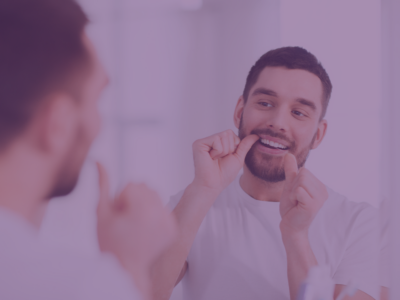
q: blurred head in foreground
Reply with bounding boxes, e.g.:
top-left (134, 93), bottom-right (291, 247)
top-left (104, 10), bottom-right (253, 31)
top-left (0, 0), bottom-right (108, 199)
top-left (0, 2), bottom-right (177, 298)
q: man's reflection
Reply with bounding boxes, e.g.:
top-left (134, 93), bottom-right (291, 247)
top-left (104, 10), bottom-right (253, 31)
top-left (151, 47), bottom-right (379, 300)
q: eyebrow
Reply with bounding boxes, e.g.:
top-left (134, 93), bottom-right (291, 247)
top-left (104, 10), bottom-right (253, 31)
top-left (252, 87), bottom-right (317, 111)
top-left (251, 88), bottom-right (278, 97)
top-left (296, 98), bottom-right (316, 111)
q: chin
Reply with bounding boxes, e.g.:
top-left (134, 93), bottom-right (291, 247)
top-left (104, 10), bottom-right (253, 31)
top-left (48, 166), bottom-right (82, 199)
top-left (54, 178), bottom-right (80, 198)
top-left (245, 152), bottom-right (286, 183)
top-left (48, 126), bottom-right (92, 199)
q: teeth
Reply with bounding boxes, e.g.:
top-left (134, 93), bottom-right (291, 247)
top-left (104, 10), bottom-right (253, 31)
top-left (260, 138), bottom-right (287, 150)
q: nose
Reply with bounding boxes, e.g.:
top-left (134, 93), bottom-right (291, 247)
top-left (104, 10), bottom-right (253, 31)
top-left (266, 106), bottom-right (289, 132)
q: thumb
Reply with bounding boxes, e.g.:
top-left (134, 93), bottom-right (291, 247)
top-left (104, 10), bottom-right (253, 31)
top-left (234, 134), bottom-right (259, 162)
top-left (96, 162), bottom-right (111, 216)
top-left (283, 153), bottom-right (298, 184)
top-left (280, 154), bottom-right (299, 217)
top-left (113, 183), bottom-right (136, 212)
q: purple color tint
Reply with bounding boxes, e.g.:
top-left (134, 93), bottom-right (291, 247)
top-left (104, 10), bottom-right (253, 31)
top-left (39, 1), bottom-right (389, 299)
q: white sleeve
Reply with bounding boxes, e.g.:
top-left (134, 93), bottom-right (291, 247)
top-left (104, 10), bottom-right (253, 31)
top-left (332, 205), bottom-right (380, 299)
top-left (78, 253), bottom-right (143, 300)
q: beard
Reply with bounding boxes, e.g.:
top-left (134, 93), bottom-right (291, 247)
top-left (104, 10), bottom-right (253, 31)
top-left (238, 117), bottom-right (316, 183)
top-left (47, 125), bottom-right (90, 199)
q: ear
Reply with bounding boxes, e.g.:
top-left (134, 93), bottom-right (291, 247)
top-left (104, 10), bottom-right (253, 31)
top-left (233, 96), bottom-right (245, 129)
top-left (311, 119), bottom-right (328, 149)
top-left (38, 94), bottom-right (78, 154)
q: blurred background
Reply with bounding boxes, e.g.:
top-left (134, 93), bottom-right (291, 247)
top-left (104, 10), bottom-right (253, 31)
top-left (40, 0), bottom-right (385, 299)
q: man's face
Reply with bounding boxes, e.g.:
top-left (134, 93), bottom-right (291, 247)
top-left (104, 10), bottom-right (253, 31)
top-left (50, 35), bottom-right (108, 198)
top-left (235, 67), bottom-right (327, 182)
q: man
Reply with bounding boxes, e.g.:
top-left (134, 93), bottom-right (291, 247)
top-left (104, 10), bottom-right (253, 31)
top-left (151, 47), bottom-right (379, 300)
top-left (0, 0), bottom-right (176, 299)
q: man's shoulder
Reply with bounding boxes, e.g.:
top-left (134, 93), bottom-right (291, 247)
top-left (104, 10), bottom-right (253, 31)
top-left (0, 240), bottom-right (141, 300)
top-left (316, 186), bottom-right (378, 227)
top-left (325, 186), bottom-right (377, 212)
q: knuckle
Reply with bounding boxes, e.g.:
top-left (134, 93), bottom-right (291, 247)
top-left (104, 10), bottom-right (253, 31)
top-left (216, 135), bottom-right (223, 144)
top-left (297, 172), bottom-right (307, 182)
top-left (124, 183), bottom-right (136, 194)
top-left (135, 182), bottom-right (149, 193)
top-left (298, 168), bottom-right (307, 176)
top-left (151, 192), bottom-right (162, 203)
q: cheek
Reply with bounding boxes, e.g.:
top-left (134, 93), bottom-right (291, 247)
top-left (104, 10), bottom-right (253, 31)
top-left (90, 109), bottom-right (101, 139)
top-left (82, 104), bottom-right (101, 141)
top-left (293, 124), bottom-right (318, 148)
top-left (241, 108), bottom-right (262, 130)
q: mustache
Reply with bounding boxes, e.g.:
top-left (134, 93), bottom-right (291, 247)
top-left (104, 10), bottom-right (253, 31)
top-left (249, 128), bottom-right (295, 149)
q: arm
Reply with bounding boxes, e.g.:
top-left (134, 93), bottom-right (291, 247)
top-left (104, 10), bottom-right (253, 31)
top-left (282, 235), bottom-right (375, 300)
top-left (280, 155), bottom-right (376, 300)
top-left (281, 230), bottom-right (318, 300)
top-left (279, 154), bottom-right (327, 300)
top-left (150, 183), bottom-right (220, 300)
top-left (150, 130), bottom-right (259, 300)
top-left (96, 163), bottom-right (178, 300)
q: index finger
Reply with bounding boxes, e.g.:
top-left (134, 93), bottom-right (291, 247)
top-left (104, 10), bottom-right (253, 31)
top-left (96, 162), bottom-right (110, 215)
top-left (234, 134), bottom-right (259, 162)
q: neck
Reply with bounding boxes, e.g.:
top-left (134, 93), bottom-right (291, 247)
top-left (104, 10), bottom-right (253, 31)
top-left (0, 144), bottom-right (51, 229)
top-left (239, 165), bottom-right (286, 202)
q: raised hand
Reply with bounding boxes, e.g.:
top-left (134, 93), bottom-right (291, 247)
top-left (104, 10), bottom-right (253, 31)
top-left (96, 162), bottom-right (177, 299)
top-left (192, 130), bottom-right (259, 192)
top-left (279, 153), bottom-right (328, 235)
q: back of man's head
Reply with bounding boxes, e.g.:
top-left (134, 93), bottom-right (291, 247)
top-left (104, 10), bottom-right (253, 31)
top-left (0, 0), bottom-right (89, 151)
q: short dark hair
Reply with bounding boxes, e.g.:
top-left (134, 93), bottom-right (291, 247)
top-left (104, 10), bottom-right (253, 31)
top-left (0, 0), bottom-right (89, 149)
top-left (242, 46), bottom-right (332, 119)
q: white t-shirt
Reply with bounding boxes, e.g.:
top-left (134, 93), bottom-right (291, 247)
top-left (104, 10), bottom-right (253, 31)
top-left (0, 208), bottom-right (142, 300)
top-left (168, 175), bottom-right (380, 300)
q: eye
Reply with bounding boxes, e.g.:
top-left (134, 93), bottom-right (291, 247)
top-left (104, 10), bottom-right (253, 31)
top-left (259, 101), bottom-right (272, 107)
top-left (292, 110), bottom-right (306, 117)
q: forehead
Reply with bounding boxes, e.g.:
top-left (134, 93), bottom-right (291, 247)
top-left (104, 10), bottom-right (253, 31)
top-left (250, 67), bottom-right (324, 106)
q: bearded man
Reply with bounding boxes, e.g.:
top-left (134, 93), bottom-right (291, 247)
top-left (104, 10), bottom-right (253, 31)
top-left (150, 47), bottom-right (379, 300)
top-left (0, 0), bottom-right (177, 299)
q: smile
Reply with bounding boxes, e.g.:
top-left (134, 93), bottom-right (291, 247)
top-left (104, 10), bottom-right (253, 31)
top-left (260, 138), bottom-right (289, 150)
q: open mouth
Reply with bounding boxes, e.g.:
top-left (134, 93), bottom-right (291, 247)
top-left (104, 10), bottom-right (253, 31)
top-left (259, 138), bottom-right (289, 150)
